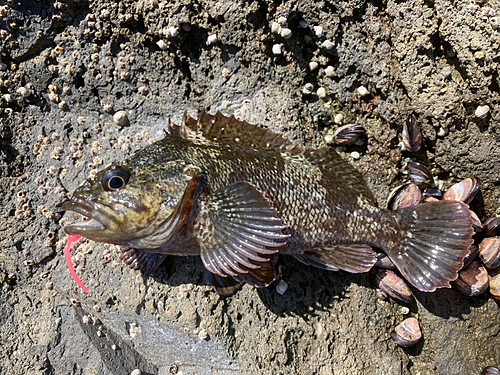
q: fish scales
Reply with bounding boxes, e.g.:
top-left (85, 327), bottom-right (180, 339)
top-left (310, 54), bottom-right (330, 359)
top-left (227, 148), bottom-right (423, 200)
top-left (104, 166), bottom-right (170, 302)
top-left (63, 110), bottom-right (474, 296)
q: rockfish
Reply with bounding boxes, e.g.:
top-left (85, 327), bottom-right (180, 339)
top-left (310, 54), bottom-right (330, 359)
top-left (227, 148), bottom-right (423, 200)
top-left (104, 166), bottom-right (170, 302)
top-left (63, 110), bottom-right (473, 296)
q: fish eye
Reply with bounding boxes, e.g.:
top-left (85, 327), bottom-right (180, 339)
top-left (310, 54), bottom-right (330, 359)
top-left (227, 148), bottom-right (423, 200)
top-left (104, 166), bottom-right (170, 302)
top-left (102, 167), bottom-right (130, 191)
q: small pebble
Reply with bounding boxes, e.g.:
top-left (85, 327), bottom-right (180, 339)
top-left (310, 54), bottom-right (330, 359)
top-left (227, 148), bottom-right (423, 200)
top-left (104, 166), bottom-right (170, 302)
top-left (322, 39), bottom-right (334, 50)
top-left (280, 27), bottom-right (292, 39)
top-left (17, 87), bottom-right (30, 97)
top-left (334, 113), bottom-right (344, 124)
top-left (357, 86), bottom-right (369, 97)
top-left (277, 16), bottom-right (287, 26)
top-left (156, 40), bottom-right (167, 50)
top-left (3, 93), bottom-right (13, 103)
top-left (58, 101), bottom-right (67, 109)
top-left (316, 87), bottom-right (327, 99)
top-left (198, 329), bottom-right (208, 340)
top-left (474, 51), bottom-right (485, 60)
top-left (298, 20), bottom-right (308, 28)
top-left (313, 25), bottom-right (324, 37)
top-left (168, 27), bottom-right (178, 37)
top-left (475, 105), bottom-right (490, 119)
top-left (130, 370), bottom-right (141, 375)
top-left (272, 44), bottom-right (282, 55)
top-left (276, 280), bottom-right (288, 295)
top-left (0, 62), bottom-right (7, 71)
top-left (441, 67), bottom-right (452, 79)
top-left (207, 34), bottom-right (218, 45)
top-left (324, 66), bottom-right (334, 77)
top-left (491, 17), bottom-right (499, 29)
top-left (309, 61), bottom-right (319, 71)
top-left (324, 133), bottom-right (334, 144)
top-left (113, 110), bottom-right (128, 126)
top-left (271, 21), bottom-right (281, 34)
top-left (401, 306), bottom-right (410, 314)
top-left (302, 83), bottom-right (314, 94)
top-left (437, 126), bottom-right (449, 136)
top-left (351, 151), bottom-right (360, 159)
top-left (304, 35), bottom-right (313, 43)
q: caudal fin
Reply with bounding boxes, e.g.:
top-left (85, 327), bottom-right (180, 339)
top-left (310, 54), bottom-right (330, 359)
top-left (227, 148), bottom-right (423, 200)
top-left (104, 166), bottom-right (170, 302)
top-left (387, 201), bottom-right (473, 292)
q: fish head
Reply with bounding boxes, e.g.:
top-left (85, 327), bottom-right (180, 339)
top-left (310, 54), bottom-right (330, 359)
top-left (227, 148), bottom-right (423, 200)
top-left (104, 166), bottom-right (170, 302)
top-left (63, 160), bottom-right (197, 246)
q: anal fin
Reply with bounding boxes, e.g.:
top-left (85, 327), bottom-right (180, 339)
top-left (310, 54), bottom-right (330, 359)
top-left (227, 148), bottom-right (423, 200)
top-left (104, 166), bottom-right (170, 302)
top-left (204, 269), bottom-right (244, 297)
top-left (294, 244), bottom-right (377, 273)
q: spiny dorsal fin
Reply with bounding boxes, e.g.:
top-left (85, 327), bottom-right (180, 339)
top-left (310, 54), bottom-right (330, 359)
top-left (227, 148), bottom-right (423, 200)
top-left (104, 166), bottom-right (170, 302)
top-left (173, 110), bottom-right (374, 202)
top-left (177, 109), bottom-right (303, 155)
top-left (304, 147), bottom-right (377, 204)
top-left (167, 118), bottom-right (187, 138)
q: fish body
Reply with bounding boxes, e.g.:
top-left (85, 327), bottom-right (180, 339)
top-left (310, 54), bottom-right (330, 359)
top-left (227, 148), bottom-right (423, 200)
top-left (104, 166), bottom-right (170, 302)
top-left (64, 110), bottom-right (473, 295)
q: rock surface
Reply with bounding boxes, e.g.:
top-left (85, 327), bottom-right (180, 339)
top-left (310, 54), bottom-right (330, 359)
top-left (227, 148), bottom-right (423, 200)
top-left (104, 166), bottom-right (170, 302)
top-left (1, 0), bottom-right (499, 374)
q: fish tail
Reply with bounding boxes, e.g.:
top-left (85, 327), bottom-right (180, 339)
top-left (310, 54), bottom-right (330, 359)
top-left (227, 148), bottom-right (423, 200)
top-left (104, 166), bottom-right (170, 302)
top-left (385, 201), bottom-right (473, 292)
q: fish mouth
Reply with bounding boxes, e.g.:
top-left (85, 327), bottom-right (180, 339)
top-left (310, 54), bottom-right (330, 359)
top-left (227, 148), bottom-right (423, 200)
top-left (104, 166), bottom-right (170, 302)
top-left (62, 197), bottom-right (115, 236)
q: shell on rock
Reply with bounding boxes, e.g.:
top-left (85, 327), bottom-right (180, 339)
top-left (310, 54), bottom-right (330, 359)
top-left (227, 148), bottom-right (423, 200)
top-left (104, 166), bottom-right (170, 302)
top-left (402, 113), bottom-right (422, 152)
top-left (453, 260), bottom-right (489, 297)
top-left (113, 110), bottom-right (128, 126)
top-left (374, 253), bottom-right (396, 270)
top-left (391, 317), bottom-right (422, 347)
top-left (333, 124), bottom-right (366, 145)
top-left (423, 187), bottom-right (442, 199)
top-left (484, 217), bottom-right (500, 237)
top-left (373, 268), bottom-right (414, 303)
top-left (479, 237), bottom-right (500, 269)
top-left (462, 244), bottom-right (478, 269)
top-left (424, 196), bottom-right (440, 203)
top-left (407, 162), bottom-right (435, 189)
top-left (483, 367), bottom-right (500, 375)
top-left (470, 210), bottom-right (483, 233)
top-left (488, 267), bottom-right (500, 302)
top-left (443, 177), bottom-right (480, 204)
top-left (386, 182), bottom-right (423, 210)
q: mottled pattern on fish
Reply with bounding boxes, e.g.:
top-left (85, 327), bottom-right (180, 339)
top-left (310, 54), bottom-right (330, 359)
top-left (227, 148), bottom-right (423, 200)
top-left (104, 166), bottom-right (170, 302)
top-left (64, 110), bottom-right (473, 296)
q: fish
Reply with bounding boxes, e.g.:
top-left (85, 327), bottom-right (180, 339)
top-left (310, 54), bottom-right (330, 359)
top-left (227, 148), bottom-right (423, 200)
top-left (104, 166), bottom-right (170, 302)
top-left (63, 109), bottom-right (474, 296)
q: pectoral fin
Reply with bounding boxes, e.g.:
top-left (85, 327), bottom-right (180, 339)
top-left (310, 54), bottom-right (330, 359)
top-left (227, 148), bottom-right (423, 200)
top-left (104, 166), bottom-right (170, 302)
top-left (198, 181), bottom-right (289, 288)
top-left (294, 244), bottom-right (377, 273)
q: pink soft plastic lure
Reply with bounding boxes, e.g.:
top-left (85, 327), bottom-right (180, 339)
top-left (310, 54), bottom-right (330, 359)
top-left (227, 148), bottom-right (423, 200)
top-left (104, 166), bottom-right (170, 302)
top-left (64, 235), bottom-right (88, 293)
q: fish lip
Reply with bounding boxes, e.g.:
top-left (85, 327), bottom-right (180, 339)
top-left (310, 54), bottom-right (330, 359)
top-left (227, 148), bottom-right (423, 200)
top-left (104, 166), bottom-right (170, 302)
top-left (62, 197), bottom-right (112, 235)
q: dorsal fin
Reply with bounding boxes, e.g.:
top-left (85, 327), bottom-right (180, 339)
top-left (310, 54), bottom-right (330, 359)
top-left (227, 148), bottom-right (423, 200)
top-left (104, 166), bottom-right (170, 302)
top-left (167, 117), bottom-right (186, 138)
top-left (304, 147), bottom-right (377, 204)
top-left (170, 109), bottom-right (375, 203)
top-left (176, 109), bottom-right (303, 155)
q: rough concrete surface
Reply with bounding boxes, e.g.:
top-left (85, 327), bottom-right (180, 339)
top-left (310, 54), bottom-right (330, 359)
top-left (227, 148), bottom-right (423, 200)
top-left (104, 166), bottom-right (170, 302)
top-left (1, 0), bottom-right (499, 374)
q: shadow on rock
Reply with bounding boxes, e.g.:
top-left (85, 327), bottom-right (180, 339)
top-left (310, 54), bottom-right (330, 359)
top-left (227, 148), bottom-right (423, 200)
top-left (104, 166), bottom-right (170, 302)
top-left (413, 287), bottom-right (490, 319)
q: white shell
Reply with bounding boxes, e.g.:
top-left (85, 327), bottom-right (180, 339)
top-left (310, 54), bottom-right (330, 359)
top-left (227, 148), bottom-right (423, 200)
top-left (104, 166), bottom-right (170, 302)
top-left (475, 105), bottom-right (490, 119)
top-left (280, 27), bottom-right (292, 39)
top-left (156, 40), bottom-right (167, 50)
top-left (313, 25), bottom-right (324, 37)
top-left (207, 34), bottom-right (218, 45)
top-left (357, 86), bottom-right (369, 96)
top-left (113, 110), bottom-right (128, 126)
